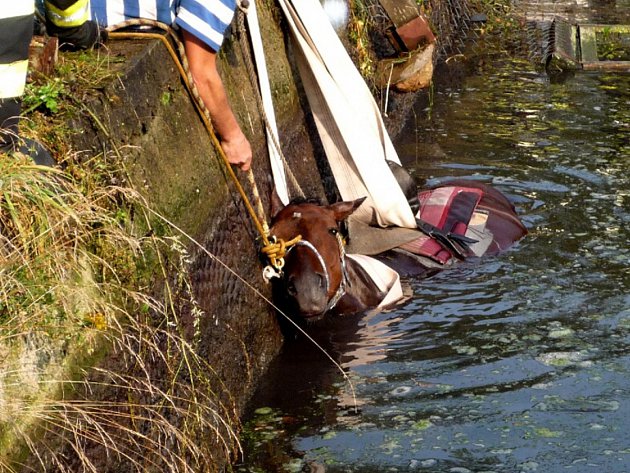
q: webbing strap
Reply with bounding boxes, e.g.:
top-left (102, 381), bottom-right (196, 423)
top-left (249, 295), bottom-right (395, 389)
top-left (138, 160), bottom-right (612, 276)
top-left (276, 0), bottom-right (416, 229)
top-left (346, 254), bottom-right (403, 308)
top-left (241, 0), bottom-right (289, 205)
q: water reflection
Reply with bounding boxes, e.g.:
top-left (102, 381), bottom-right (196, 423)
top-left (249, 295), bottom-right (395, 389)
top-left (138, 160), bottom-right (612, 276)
top-left (240, 31), bottom-right (629, 473)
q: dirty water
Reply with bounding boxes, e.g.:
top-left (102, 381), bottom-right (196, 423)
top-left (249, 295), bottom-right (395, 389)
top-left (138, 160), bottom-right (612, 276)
top-left (238, 16), bottom-right (629, 473)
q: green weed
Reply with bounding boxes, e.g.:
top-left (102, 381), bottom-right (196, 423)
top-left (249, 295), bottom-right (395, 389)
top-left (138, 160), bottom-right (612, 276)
top-left (22, 79), bottom-right (65, 115)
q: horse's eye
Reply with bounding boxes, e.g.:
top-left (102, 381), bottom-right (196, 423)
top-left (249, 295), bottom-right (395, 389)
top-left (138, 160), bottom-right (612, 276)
top-left (329, 228), bottom-right (338, 236)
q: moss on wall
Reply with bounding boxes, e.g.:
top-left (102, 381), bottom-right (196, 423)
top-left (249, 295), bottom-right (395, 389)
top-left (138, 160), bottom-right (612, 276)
top-left (2, 2), bottom-right (327, 470)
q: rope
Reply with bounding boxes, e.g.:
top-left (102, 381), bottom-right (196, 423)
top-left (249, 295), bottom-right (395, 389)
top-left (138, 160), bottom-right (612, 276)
top-left (106, 19), bottom-right (301, 269)
top-left (260, 234), bottom-right (302, 271)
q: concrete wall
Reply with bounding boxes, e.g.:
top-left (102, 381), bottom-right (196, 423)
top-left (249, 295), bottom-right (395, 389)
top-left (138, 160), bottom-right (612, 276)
top-left (70, 3), bottom-right (330, 462)
top-left (5, 3), bottom-right (334, 471)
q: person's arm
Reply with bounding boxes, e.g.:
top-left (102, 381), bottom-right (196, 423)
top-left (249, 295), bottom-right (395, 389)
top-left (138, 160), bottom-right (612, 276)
top-left (181, 29), bottom-right (252, 171)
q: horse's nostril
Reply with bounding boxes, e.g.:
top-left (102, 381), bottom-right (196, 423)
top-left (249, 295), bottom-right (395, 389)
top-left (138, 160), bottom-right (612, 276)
top-left (287, 276), bottom-right (297, 296)
top-left (317, 272), bottom-right (326, 289)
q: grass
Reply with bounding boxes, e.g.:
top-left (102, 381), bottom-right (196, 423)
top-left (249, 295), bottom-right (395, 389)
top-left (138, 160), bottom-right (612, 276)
top-left (348, 0), bottom-right (375, 78)
top-left (0, 48), bottom-right (241, 471)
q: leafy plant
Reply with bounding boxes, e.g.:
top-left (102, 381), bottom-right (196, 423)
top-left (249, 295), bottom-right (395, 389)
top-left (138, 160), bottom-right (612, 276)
top-left (22, 78), bottom-right (66, 114)
top-left (348, 0), bottom-right (375, 78)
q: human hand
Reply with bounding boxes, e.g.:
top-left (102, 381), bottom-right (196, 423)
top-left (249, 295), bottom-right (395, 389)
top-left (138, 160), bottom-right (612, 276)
top-left (180, 31), bottom-right (252, 172)
top-left (220, 131), bottom-right (252, 171)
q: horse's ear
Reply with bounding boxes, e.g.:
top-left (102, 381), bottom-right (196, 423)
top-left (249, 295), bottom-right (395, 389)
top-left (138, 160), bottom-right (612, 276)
top-left (270, 187), bottom-right (285, 218)
top-left (329, 196), bottom-right (367, 222)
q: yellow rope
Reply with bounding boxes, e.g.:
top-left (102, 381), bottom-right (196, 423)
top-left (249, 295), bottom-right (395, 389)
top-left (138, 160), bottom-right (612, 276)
top-left (106, 21), bottom-right (298, 269)
top-left (260, 234), bottom-right (302, 270)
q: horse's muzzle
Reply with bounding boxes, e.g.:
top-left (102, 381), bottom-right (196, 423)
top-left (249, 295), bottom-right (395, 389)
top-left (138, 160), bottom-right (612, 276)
top-left (285, 272), bottom-right (329, 318)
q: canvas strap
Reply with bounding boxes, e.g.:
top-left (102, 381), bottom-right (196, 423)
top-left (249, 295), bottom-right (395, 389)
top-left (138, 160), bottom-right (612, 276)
top-left (347, 254), bottom-right (404, 308)
top-left (242, 0), bottom-right (289, 204)
top-left (276, 0), bottom-right (417, 229)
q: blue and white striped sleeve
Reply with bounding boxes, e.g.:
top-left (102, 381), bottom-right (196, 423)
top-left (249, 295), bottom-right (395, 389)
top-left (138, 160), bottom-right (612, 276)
top-left (176, 0), bottom-right (237, 52)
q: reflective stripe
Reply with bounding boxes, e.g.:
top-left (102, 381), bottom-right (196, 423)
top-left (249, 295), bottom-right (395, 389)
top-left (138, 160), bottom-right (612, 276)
top-left (45, 0), bottom-right (90, 27)
top-left (0, 60), bottom-right (29, 99)
top-left (0, 3), bottom-right (34, 20)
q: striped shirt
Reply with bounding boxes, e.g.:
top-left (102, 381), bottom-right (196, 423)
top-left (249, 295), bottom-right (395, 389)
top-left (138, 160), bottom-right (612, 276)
top-left (90, 0), bottom-right (237, 52)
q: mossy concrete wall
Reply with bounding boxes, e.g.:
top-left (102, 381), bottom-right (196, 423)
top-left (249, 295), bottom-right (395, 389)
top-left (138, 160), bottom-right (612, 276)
top-left (5, 3), bottom-right (333, 471)
top-left (68, 0), bottom-right (328, 435)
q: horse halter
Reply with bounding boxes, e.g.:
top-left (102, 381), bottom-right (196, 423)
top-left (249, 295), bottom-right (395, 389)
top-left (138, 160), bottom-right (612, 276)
top-left (285, 231), bottom-right (349, 313)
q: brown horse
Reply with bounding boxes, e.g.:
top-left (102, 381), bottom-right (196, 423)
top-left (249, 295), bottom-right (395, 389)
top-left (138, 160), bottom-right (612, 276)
top-left (269, 180), bottom-right (527, 321)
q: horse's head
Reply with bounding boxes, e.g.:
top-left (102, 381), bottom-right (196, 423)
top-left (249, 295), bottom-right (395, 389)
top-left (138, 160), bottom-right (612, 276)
top-left (269, 194), bottom-right (366, 320)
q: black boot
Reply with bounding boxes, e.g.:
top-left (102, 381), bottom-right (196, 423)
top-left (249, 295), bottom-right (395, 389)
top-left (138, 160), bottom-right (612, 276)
top-left (1, 136), bottom-right (56, 167)
top-left (46, 19), bottom-right (106, 50)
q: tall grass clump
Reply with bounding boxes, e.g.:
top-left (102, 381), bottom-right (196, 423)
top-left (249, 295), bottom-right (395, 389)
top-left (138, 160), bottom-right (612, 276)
top-left (0, 148), bottom-right (240, 471)
top-left (348, 0), bottom-right (376, 78)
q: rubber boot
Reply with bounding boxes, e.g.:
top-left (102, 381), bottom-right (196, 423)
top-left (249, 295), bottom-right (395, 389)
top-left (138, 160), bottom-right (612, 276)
top-left (0, 135), bottom-right (56, 167)
top-left (46, 19), bottom-right (106, 50)
top-left (44, 0), bottom-right (106, 50)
